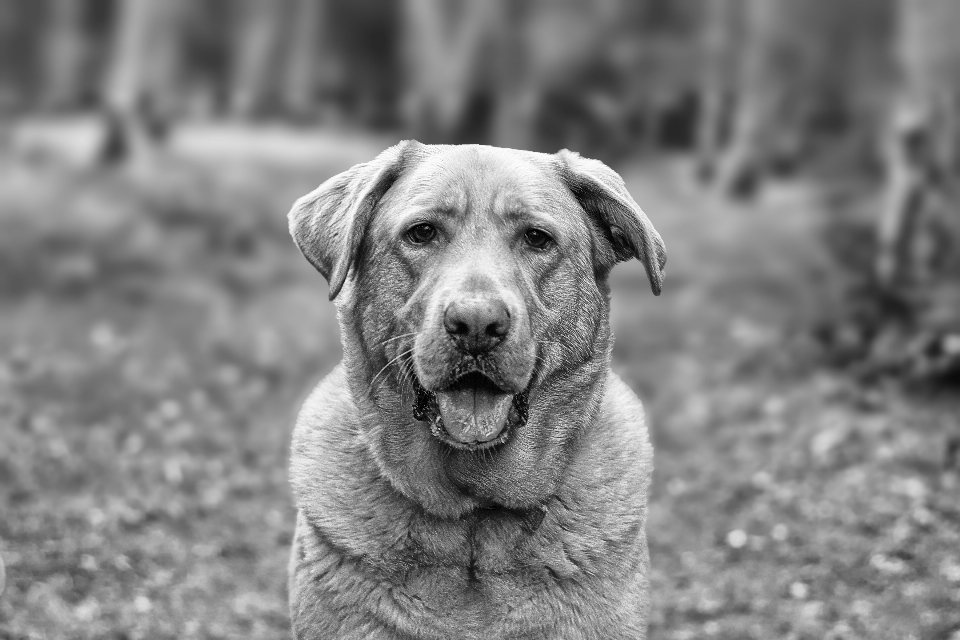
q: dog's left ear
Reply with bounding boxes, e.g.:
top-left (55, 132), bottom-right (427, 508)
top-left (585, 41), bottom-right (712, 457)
top-left (555, 149), bottom-right (667, 295)
top-left (289, 140), bottom-right (421, 300)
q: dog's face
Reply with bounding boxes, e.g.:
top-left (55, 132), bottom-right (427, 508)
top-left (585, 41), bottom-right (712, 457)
top-left (290, 142), bottom-right (665, 516)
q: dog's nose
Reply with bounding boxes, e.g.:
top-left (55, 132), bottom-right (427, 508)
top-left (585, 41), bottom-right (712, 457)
top-left (444, 298), bottom-right (511, 354)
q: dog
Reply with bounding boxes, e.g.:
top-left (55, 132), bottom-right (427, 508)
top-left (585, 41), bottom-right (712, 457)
top-left (287, 141), bottom-right (666, 639)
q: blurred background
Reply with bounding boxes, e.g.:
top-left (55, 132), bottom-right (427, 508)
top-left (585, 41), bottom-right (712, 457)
top-left (0, 0), bottom-right (959, 638)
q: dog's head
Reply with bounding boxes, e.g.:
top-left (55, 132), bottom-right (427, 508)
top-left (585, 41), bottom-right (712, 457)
top-left (290, 142), bottom-right (665, 516)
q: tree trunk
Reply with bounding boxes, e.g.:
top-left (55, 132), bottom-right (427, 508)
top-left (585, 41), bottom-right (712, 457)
top-left (401, 0), bottom-right (504, 142)
top-left (491, 0), bottom-right (621, 151)
top-left (713, 0), bottom-right (806, 196)
top-left (877, 0), bottom-right (960, 285)
top-left (40, 0), bottom-right (87, 111)
top-left (710, 0), bottom-right (893, 197)
top-left (230, 0), bottom-right (292, 117)
top-left (100, 0), bottom-right (185, 162)
top-left (0, 0), bottom-right (44, 112)
top-left (104, 0), bottom-right (183, 115)
top-left (695, 0), bottom-right (745, 181)
top-left (281, 0), bottom-right (324, 118)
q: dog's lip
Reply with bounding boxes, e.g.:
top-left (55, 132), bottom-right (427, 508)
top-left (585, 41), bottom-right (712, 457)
top-left (440, 371), bottom-right (508, 394)
top-left (413, 373), bottom-right (529, 452)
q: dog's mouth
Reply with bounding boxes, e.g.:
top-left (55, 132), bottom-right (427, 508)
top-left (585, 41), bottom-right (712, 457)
top-left (413, 371), bottom-right (528, 451)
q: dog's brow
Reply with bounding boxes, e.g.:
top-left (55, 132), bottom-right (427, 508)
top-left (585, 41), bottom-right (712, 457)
top-left (400, 188), bottom-right (461, 213)
top-left (502, 203), bottom-right (554, 224)
top-left (405, 198), bottom-right (466, 219)
top-left (503, 208), bottom-right (530, 223)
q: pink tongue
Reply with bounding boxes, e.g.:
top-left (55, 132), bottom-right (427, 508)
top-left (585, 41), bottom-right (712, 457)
top-left (436, 387), bottom-right (513, 444)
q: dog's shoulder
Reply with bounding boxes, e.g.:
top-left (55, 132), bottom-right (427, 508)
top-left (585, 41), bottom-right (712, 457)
top-left (289, 364), bottom-right (373, 520)
top-left (556, 372), bottom-right (653, 533)
top-left (290, 363), bottom-right (357, 469)
top-left (603, 372), bottom-right (654, 508)
top-left (584, 372), bottom-right (654, 479)
top-left (600, 372), bottom-right (654, 461)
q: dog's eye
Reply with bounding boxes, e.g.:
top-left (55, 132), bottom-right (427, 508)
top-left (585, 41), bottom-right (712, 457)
top-left (405, 223), bottom-right (437, 245)
top-left (523, 228), bottom-right (553, 250)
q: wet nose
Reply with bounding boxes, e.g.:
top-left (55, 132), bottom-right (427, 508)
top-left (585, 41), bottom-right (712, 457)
top-left (443, 297), bottom-right (511, 355)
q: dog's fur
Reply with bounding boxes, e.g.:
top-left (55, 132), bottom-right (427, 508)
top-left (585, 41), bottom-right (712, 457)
top-left (287, 142), bottom-right (666, 639)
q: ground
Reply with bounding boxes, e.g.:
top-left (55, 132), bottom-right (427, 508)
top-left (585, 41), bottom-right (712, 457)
top-left (0, 129), bottom-right (958, 639)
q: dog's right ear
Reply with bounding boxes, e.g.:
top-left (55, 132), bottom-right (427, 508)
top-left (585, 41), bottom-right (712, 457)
top-left (288, 140), bottom-right (421, 300)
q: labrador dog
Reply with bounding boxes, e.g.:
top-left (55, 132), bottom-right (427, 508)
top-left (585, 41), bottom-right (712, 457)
top-left (287, 141), bottom-right (666, 639)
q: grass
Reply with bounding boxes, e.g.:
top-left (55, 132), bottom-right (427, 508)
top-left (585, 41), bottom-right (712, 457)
top-left (0, 146), bottom-right (957, 639)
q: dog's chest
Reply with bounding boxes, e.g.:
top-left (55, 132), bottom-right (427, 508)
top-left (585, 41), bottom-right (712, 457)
top-left (381, 507), bottom-right (577, 601)
top-left (294, 502), bottom-right (636, 638)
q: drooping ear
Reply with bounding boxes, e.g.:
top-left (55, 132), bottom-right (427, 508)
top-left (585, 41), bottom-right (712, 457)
top-left (288, 140), bottom-right (421, 300)
top-left (555, 149), bottom-right (667, 295)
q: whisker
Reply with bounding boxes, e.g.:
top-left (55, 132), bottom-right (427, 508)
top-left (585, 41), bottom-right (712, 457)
top-left (533, 352), bottom-right (548, 370)
top-left (369, 348), bottom-right (414, 395)
top-left (397, 358), bottom-right (417, 399)
top-left (380, 332), bottom-right (418, 348)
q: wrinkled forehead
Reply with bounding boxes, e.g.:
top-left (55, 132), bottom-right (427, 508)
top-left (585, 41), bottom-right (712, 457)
top-left (384, 146), bottom-right (579, 222)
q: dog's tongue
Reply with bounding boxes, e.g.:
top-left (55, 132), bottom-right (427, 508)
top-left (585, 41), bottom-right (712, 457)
top-left (436, 386), bottom-right (513, 444)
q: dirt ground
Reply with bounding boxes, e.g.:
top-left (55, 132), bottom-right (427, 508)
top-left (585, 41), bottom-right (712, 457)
top-left (0, 131), bottom-right (958, 639)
